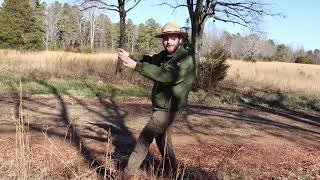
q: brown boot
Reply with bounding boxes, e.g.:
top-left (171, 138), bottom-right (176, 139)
top-left (120, 172), bottom-right (134, 180)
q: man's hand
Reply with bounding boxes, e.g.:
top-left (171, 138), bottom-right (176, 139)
top-left (117, 48), bottom-right (137, 69)
top-left (117, 48), bottom-right (129, 56)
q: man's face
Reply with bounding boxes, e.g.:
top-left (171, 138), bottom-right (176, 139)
top-left (162, 34), bottom-right (181, 54)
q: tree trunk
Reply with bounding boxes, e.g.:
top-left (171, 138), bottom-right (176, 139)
top-left (45, 33), bottom-right (49, 51)
top-left (90, 8), bottom-right (96, 52)
top-left (79, 18), bottom-right (83, 48)
top-left (191, 21), bottom-right (199, 79)
top-left (190, 14), bottom-right (205, 85)
top-left (131, 28), bottom-right (135, 52)
top-left (115, 0), bottom-right (126, 74)
top-left (111, 25), bottom-right (114, 50)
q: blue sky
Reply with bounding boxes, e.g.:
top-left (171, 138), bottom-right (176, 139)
top-left (1, 0), bottom-right (319, 50)
top-left (122, 0), bottom-right (320, 51)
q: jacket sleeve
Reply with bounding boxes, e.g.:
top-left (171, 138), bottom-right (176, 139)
top-left (129, 54), bottom-right (153, 63)
top-left (134, 60), bottom-right (179, 84)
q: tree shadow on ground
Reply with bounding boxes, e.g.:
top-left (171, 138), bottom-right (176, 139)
top-left (3, 79), bottom-right (217, 179)
top-left (201, 86), bottom-right (320, 131)
top-left (179, 103), bottom-right (320, 148)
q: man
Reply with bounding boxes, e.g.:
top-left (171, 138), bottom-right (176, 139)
top-left (117, 22), bottom-right (195, 179)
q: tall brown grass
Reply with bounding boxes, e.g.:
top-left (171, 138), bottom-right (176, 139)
top-left (7, 80), bottom-right (95, 180)
top-left (1, 49), bottom-right (319, 98)
top-left (14, 79), bottom-right (31, 179)
top-left (0, 49), bottom-right (121, 81)
top-left (226, 60), bottom-right (320, 97)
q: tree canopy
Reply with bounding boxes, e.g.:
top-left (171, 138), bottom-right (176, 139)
top-left (0, 0), bottom-right (44, 50)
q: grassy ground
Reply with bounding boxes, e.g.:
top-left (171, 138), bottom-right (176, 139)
top-left (0, 76), bottom-right (149, 99)
top-left (1, 75), bottom-right (319, 112)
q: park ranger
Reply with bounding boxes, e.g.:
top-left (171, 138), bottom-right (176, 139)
top-left (117, 22), bottom-right (195, 179)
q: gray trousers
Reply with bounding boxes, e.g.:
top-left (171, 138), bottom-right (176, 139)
top-left (124, 110), bottom-right (177, 175)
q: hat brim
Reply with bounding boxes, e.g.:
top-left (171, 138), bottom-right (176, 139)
top-left (155, 31), bottom-right (188, 38)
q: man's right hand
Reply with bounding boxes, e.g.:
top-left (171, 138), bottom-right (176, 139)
top-left (117, 48), bottom-right (129, 57)
top-left (117, 48), bottom-right (137, 70)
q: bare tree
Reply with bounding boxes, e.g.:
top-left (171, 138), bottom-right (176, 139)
top-left (89, 6), bottom-right (96, 52)
top-left (95, 14), bottom-right (111, 51)
top-left (131, 26), bottom-right (139, 52)
top-left (241, 33), bottom-right (261, 61)
top-left (162, 0), bottom-right (282, 78)
top-left (44, 1), bottom-right (62, 50)
top-left (79, 0), bottom-right (142, 74)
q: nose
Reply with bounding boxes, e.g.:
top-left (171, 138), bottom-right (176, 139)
top-left (167, 37), bottom-right (174, 44)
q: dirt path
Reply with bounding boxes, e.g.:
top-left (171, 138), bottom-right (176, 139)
top-left (1, 94), bottom-right (320, 179)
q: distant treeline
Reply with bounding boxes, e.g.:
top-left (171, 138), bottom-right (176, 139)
top-left (203, 32), bottom-right (320, 64)
top-left (0, 0), bottom-right (319, 64)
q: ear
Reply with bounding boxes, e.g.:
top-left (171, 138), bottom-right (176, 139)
top-left (179, 38), bottom-right (183, 45)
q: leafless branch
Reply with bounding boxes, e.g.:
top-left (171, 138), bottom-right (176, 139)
top-left (79, 0), bottom-right (119, 12)
top-left (87, 0), bottom-right (118, 9)
top-left (214, 15), bottom-right (247, 27)
top-left (127, 0), bottom-right (142, 12)
top-left (210, 1), bottom-right (283, 28)
top-left (80, 5), bottom-right (119, 12)
top-left (157, 2), bottom-right (188, 14)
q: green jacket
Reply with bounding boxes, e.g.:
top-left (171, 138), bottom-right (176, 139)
top-left (133, 47), bottom-right (195, 111)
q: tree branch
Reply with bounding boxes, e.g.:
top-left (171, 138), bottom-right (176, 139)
top-left (214, 15), bottom-right (247, 27)
top-left (187, 0), bottom-right (195, 21)
top-left (79, 0), bottom-right (119, 12)
top-left (157, 2), bottom-right (188, 14)
top-left (127, 0), bottom-right (142, 12)
top-left (89, 0), bottom-right (118, 9)
top-left (79, 5), bottom-right (119, 12)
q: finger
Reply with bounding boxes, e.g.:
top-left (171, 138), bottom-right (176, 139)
top-left (118, 54), bottom-right (126, 61)
top-left (118, 51), bottom-right (127, 56)
top-left (118, 52), bottom-right (125, 58)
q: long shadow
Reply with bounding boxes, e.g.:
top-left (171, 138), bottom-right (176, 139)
top-left (2, 78), bottom-right (218, 179)
top-left (178, 105), bottom-right (320, 149)
top-left (82, 83), bottom-right (166, 176)
top-left (244, 90), bottom-right (320, 125)
top-left (220, 86), bottom-right (320, 126)
top-left (19, 80), bottom-right (187, 178)
top-left (29, 79), bottom-right (114, 176)
top-left (82, 83), bottom-right (135, 170)
top-left (184, 106), bottom-right (320, 135)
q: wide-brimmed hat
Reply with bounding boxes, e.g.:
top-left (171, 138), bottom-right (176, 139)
top-left (155, 22), bottom-right (188, 38)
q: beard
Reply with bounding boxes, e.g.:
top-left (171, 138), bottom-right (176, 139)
top-left (165, 45), bottom-right (179, 54)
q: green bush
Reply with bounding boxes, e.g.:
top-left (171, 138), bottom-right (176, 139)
top-left (295, 56), bottom-right (312, 64)
top-left (196, 47), bottom-right (230, 90)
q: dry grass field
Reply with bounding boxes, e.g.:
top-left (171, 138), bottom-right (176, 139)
top-left (0, 49), bottom-right (118, 62)
top-left (1, 49), bottom-right (319, 97)
top-left (226, 60), bottom-right (320, 97)
top-left (0, 49), bottom-right (118, 81)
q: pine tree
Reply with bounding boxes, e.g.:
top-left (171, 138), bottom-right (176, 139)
top-left (0, 0), bottom-right (44, 50)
